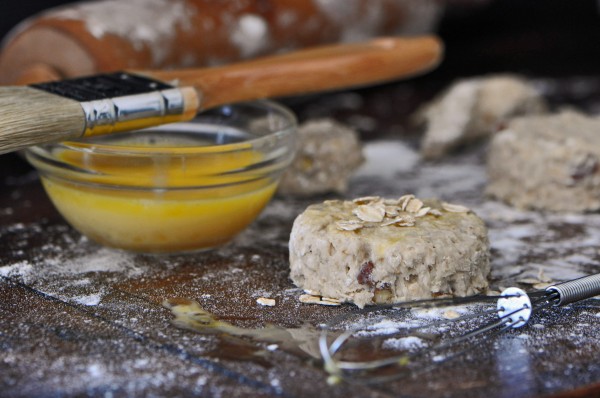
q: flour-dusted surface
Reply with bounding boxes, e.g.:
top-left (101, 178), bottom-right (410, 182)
top-left (289, 197), bottom-right (490, 308)
top-left (2, 80), bottom-right (600, 396)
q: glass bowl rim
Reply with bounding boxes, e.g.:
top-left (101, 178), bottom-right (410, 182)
top-left (27, 99), bottom-right (297, 157)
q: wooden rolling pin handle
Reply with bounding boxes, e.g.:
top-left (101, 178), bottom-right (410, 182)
top-left (146, 36), bottom-right (443, 111)
top-left (0, 0), bottom-right (443, 85)
top-left (11, 64), bottom-right (62, 85)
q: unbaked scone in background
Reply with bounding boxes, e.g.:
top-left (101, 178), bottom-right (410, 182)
top-left (487, 111), bottom-right (600, 212)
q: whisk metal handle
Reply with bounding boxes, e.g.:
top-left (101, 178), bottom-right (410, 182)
top-left (546, 273), bottom-right (600, 306)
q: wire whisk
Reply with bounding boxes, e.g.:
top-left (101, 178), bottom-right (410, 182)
top-left (319, 273), bottom-right (600, 384)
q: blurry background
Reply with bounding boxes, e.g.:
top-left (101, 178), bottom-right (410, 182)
top-left (2, 0), bottom-right (599, 77)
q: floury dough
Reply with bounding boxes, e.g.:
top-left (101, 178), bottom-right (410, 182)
top-left (289, 196), bottom-right (490, 308)
top-left (417, 74), bottom-right (546, 159)
top-left (277, 119), bottom-right (363, 197)
top-left (487, 111), bottom-right (600, 212)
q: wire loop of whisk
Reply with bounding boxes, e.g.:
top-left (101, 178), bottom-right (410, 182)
top-left (319, 273), bottom-right (600, 384)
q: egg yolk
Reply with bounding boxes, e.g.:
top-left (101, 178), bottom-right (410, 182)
top-left (41, 147), bottom-right (277, 253)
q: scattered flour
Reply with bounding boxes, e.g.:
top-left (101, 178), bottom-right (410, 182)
top-left (382, 336), bottom-right (425, 351)
top-left (0, 261), bottom-right (34, 279)
top-left (414, 162), bottom-right (487, 199)
top-left (354, 140), bottom-right (420, 179)
top-left (60, 249), bottom-right (143, 276)
top-left (476, 201), bottom-right (599, 283)
top-left (0, 232), bottom-right (154, 307)
top-left (231, 14), bottom-right (269, 58)
top-left (47, 0), bottom-right (194, 65)
top-left (0, 247), bottom-right (142, 284)
top-left (351, 317), bottom-right (421, 338)
top-left (74, 293), bottom-right (103, 307)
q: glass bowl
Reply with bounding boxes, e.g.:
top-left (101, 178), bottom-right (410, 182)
top-left (25, 100), bottom-right (297, 253)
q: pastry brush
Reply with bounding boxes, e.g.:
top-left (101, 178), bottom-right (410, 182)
top-left (0, 36), bottom-right (442, 155)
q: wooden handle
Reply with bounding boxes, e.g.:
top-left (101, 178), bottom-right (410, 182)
top-left (144, 36), bottom-right (442, 110)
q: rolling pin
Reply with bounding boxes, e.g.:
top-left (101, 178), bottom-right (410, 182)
top-left (0, 36), bottom-right (442, 155)
top-left (0, 0), bottom-right (444, 84)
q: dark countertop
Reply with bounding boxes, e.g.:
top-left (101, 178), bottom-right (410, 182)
top-left (2, 2), bottom-right (600, 397)
top-left (1, 74), bottom-right (600, 397)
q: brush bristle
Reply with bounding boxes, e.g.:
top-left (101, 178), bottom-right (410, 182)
top-left (0, 86), bottom-right (85, 155)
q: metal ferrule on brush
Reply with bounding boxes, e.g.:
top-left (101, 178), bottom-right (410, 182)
top-left (32, 72), bottom-right (195, 137)
top-left (79, 88), bottom-right (186, 136)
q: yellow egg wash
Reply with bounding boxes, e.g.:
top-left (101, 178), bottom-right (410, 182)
top-left (41, 145), bottom-right (277, 253)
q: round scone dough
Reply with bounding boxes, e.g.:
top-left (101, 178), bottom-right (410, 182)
top-left (289, 196), bottom-right (490, 308)
top-left (277, 118), bottom-right (364, 197)
top-left (487, 111), bottom-right (600, 212)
